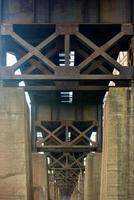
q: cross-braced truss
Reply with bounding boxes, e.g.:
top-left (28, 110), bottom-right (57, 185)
top-left (0, 23), bottom-right (134, 191)
top-left (0, 23), bottom-right (133, 90)
top-left (36, 120), bottom-right (95, 186)
top-left (36, 120), bottom-right (97, 152)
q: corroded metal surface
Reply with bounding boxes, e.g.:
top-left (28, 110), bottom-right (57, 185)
top-left (0, 1), bottom-right (134, 197)
top-left (0, 0), bottom-right (134, 24)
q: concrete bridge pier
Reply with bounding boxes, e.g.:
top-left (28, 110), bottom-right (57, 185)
top-left (100, 87), bottom-right (134, 200)
top-left (78, 172), bottom-right (84, 200)
top-left (0, 87), bottom-right (32, 200)
top-left (84, 153), bottom-right (101, 200)
top-left (32, 153), bottom-right (49, 200)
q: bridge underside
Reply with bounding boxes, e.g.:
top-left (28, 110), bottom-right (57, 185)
top-left (0, 0), bottom-right (134, 199)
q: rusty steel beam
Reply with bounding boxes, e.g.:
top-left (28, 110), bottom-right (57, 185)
top-left (0, 0), bottom-right (134, 24)
top-left (24, 85), bottom-right (109, 91)
top-left (49, 168), bottom-right (85, 170)
top-left (0, 73), bottom-right (132, 81)
top-left (65, 34), bottom-right (70, 67)
top-left (37, 146), bottom-right (97, 152)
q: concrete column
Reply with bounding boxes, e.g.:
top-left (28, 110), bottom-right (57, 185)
top-left (100, 87), bottom-right (134, 200)
top-left (0, 87), bottom-right (32, 200)
top-left (75, 183), bottom-right (78, 200)
top-left (49, 179), bottom-right (61, 200)
top-left (78, 172), bottom-right (84, 200)
top-left (55, 184), bottom-right (60, 200)
top-left (57, 187), bottom-right (60, 200)
top-left (71, 186), bottom-right (78, 200)
top-left (49, 173), bottom-right (55, 200)
top-left (128, 84), bottom-right (134, 199)
top-left (32, 153), bottom-right (49, 200)
top-left (70, 190), bottom-right (75, 200)
top-left (84, 153), bottom-right (101, 200)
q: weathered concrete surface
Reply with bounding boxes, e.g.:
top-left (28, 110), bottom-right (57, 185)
top-left (78, 172), bottom-right (84, 200)
top-left (1, 0), bottom-right (133, 24)
top-left (84, 153), bottom-right (101, 200)
top-left (70, 172), bottom-right (84, 200)
top-left (55, 185), bottom-right (60, 200)
top-left (70, 186), bottom-right (78, 200)
top-left (32, 153), bottom-right (49, 200)
top-left (100, 87), bottom-right (134, 200)
top-left (49, 174), bottom-right (55, 200)
top-left (49, 176), bottom-right (60, 200)
top-left (0, 87), bottom-right (32, 200)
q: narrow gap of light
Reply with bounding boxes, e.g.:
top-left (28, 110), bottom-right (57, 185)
top-left (117, 51), bottom-right (128, 66)
top-left (59, 59), bottom-right (65, 61)
top-left (84, 157), bottom-right (86, 166)
top-left (6, 52), bottom-right (17, 66)
top-left (113, 69), bottom-right (120, 75)
top-left (61, 95), bottom-right (70, 97)
top-left (59, 51), bottom-right (75, 67)
top-left (59, 63), bottom-right (65, 66)
top-left (38, 152), bottom-right (44, 154)
top-left (70, 51), bottom-right (75, 55)
top-left (61, 91), bottom-right (72, 94)
top-left (69, 91), bottom-right (73, 96)
top-left (109, 81), bottom-right (115, 86)
top-left (90, 131), bottom-right (97, 142)
top-left (68, 131), bottom-right (71, 138)
top-left (37, 131), bottom-right (43, 138)
top-left (61, 101), bottom-right (72, 103)
top-left (70, 56), bottom-right (75, 61)
top-left (70, 51), bottom-right (75, 66)
top-left (70, 62), bottom-right (74, 66)
top-left (91, 151), bottom-right (96, 154)
top-left (67, 131), bottom-right (71, 142)
top-left (47, 157), bottom-right (50, 164)
top-left (59, 53), bottom-right (65, 57)
top-left (60, 91), bottom-right (73, 103)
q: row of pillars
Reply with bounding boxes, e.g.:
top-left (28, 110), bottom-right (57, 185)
top-left (70, 153), bottom-right (101, 200)
top-left (0, 85), bottom-right (134, 199)
top-left (71, 85), bottom-right (134, 200)
top-left (70, 172), bottom-right (84, 200)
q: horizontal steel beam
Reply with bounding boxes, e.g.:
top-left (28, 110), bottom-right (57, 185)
top-left (25, 85), bottom-right (109, 91)
top-left (0, 23), bottom-right (133, 35)
top-left (37, 145), bottom-right (97, 152)
top-left (0, 73), bottom-right (133, 81)
top-left (49, 168), bottom-right (84, 170)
